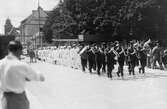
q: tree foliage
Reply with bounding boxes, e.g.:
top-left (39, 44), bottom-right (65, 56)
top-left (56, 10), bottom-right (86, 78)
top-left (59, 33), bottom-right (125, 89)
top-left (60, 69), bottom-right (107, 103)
top-left (43, 2), bottom-right (76, 43)
top-left (43, 0), bottom-right (167, 42)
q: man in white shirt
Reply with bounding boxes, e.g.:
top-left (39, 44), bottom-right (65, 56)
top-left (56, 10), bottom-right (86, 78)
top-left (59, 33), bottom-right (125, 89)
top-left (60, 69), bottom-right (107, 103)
top-left (0, 41), bottom-right (45, 109)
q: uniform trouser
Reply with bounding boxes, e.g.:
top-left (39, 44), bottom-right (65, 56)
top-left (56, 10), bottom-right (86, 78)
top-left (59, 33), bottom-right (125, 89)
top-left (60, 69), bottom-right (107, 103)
top-left (96, 62), bottom-right (102, 75)
top-left (107, 64), bottom-right (114, 78)
top-left (139, 59), bottom-right (146, 74)
top-left (117, 61), bottom-right (124, 77)
top-left (125, 56), bottom-right (128, 65)
top-left (81, 58), bottom-right (87, 71)
top-left (162, 57), bottom-right (167, 68)
top-left (128, 61), bottom-right (135, 75)
top-left (102, 62), bottom-right (106, 73)
top-left (2, 92), bottom-right (29, 109)
top-left (152, 56), bottom-right (163, 69)
top-left (30, 57), bottom-right (33, 63)
top-left (88, 60), bottom-right (95, 73)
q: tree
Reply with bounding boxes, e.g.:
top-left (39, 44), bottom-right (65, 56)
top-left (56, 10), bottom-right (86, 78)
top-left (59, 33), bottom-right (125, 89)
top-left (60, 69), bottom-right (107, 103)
top-left (44, 0), bottom-right (167, 42)
top-left (64, 0), bottom-right (156, 38)
top-left (43, 1), bottom-right (76, 43)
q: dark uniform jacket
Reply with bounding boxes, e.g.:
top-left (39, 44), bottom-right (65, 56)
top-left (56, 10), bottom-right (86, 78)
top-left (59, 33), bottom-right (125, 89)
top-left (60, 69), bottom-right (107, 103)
top-left (95, 50), bottom-right (103, 63)
top-left (116, 47), bottom-right (125, 63)
top-left (105, 49), bottom-right (116, 65)
top-left (127, 47), bottom-right (137, 62)
top-left (87, 49), bottom-right (95, 62)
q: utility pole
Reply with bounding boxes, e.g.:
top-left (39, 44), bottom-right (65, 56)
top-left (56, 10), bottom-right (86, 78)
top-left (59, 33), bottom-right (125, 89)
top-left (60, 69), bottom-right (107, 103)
top-left (38, 0), bottom-right (42, 49)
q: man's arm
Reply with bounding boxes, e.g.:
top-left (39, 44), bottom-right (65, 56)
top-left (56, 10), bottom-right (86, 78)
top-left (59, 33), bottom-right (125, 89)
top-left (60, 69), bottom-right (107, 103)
top-left (24, 64), bottom-right (45, 81)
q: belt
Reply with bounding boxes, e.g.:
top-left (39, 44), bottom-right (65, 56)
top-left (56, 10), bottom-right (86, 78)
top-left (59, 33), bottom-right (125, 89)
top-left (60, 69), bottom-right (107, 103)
top-left (3, 91), bottom-right (25, 95)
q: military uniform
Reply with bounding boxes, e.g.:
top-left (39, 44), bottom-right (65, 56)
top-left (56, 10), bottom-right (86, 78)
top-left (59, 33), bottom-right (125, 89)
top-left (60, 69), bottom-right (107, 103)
top-left (152, 45), bottom-right (163, 69)
top-left (87, 48), bottom-right (96, 73)
top-left (29, 49), bottom-right (35, 63)
top-left (162, 50), bottom-right (167, 69)
top-left (137, 47), bottom-right (147, 74)
top-left (116, 46), bottom-right (125, 77)
top-left (105, 48), bottom-right (116, 78)
top-left (101, 48), bottom-right (106, 73)
top-left (127, 46), bottom-right (137, 75)
top-left (95, 48), bottom-right (103, 75)
top-left (79, 46), bottom-right (88, 72)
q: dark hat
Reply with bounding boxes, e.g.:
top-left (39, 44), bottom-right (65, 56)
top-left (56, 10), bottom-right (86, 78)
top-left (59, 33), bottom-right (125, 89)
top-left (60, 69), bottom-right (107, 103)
top-left (8, 40), bottom-right (23, 52)
top-left (115, 43), bottom-right (120, 47)
top-left (155, 40), bottom-right (159, 43)
top-left (101, 42), bottom-right (106, 45)
top-left (109, 42), bottom-right (114, 47)
top-left (92, 43), bottom-right (96, 46)
top-left (114, 41), bottom-right (119, 43)
top-left (130, 40), bottom-right (134, 43)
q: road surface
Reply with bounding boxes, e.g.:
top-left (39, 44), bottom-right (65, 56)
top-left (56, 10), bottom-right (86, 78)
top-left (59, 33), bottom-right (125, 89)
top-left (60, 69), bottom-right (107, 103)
top-left (21, 59), bottom-right (167, 109)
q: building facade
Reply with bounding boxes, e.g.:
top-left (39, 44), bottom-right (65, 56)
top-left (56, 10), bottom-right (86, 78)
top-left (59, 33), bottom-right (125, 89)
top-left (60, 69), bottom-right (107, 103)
top-left (19, 7), bottom-right (48, 48)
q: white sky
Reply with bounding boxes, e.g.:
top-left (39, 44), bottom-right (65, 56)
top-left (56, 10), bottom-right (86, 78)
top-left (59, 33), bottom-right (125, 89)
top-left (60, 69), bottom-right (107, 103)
top-left (0, 0), bottom-right (59, 34)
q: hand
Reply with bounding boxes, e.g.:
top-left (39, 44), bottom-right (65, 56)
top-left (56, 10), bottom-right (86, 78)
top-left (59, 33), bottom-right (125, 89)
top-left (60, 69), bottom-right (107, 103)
top-left (25, 78), bottom-right (30, 81)
top-left (40, 74), bottom-right (45, 81)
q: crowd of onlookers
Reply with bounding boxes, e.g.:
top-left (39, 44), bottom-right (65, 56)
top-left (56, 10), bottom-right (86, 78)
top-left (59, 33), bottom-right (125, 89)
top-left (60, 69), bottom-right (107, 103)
top-left (27, 39), bottom-right (167, 79)
top-left (37, 46), bottom-right (81, 68)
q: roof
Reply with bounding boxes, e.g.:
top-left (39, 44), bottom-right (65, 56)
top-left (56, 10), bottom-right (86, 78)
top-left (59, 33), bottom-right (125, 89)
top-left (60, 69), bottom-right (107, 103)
top-left (44, 11), bottom-right (51, 15)
top-left (21, 15), bottom-right (31, 24)
top-left (20, 7), bottom-right (49, 25)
